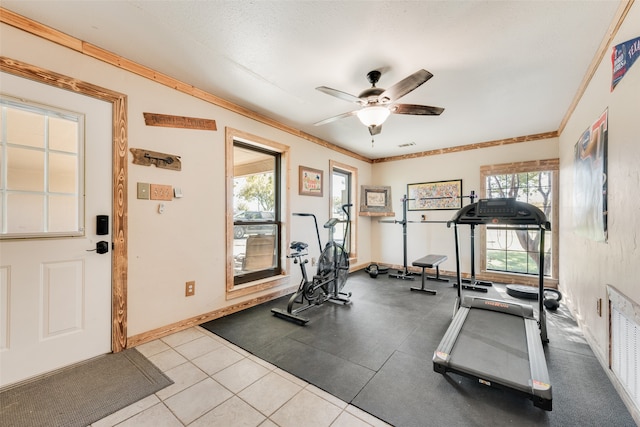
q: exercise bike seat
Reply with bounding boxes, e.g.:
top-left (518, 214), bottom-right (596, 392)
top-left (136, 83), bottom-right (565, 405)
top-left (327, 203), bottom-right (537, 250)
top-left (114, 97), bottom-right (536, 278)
top-left (290, 241), bottom-right (308, 251)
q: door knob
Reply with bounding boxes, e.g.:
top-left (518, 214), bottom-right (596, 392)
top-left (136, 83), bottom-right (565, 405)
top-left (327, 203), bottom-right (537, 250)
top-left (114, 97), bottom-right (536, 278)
top-left (87, 241), bottom-right (109, 254)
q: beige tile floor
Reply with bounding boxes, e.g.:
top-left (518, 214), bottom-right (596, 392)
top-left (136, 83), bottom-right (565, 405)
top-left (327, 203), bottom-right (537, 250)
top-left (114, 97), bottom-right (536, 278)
top-left (90, 326), bottom-right (391, 427)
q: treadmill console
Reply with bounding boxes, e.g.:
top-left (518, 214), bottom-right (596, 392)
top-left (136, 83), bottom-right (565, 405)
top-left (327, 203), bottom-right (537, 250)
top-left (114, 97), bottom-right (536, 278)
top-left (477, 198), bottom-right (517, 217)
top-left (451, 198), bottom-right (548, 226)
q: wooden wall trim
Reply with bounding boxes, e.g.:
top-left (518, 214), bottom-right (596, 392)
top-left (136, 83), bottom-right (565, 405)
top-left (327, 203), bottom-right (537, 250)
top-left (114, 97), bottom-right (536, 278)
top-left (479, 158), bottom-right (560, 174)
top-left (0, 56), bottom-right (129, 352)
top-left (371, 131), bottom-right (558, 163)
top-left (112, 94), bottom-right (128, 352)
top-left (0, 7), bottom-right (82, 51)
top-left (127, 286), bottom-right (296, 348)
top-left (1, 7), bottom-right (577, 165)
top-left (3, 4), bottom-right (633, 164)
top-left (0, 7), bottom-right (371, 164)
top-left (558, 0), bottom-right (634, 135)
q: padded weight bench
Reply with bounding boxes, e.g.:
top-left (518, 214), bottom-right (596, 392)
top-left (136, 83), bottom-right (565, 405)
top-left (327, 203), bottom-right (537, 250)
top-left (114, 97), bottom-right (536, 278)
top-left (411, 255), bottom-right (449, 294)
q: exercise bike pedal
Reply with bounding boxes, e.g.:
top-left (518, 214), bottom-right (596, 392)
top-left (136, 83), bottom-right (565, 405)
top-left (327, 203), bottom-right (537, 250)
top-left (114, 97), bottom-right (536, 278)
top-left (329, 291), bottom-right (352, 305)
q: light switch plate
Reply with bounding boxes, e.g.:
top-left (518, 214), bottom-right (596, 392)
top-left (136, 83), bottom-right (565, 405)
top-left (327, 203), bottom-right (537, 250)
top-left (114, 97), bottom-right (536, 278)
top-left (150, 184), bottom-right (173, 201)
top-left (137, 182), bottom-right (150, 199)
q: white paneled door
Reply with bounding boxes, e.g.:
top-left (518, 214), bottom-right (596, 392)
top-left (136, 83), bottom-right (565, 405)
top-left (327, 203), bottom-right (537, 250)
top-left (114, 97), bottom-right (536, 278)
top-left (0, 73), bottom-right (112, 387)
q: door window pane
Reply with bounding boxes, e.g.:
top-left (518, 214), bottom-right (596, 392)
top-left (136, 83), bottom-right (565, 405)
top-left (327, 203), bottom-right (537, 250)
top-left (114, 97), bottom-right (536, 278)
top-left (48, 152), bottom-right (77, 193)
top-left (1, 98), bottom-right (83, 237)
top-left (7, 193), bottom-right (44, 233)
top-left (7, 147), bottom-right (44, 191)
top-left (49, 195), bottom-right (78, 232)
top-left (6, 108), bottom-right (44, 148)
top-left (49, 116), bottom-right (78, 153)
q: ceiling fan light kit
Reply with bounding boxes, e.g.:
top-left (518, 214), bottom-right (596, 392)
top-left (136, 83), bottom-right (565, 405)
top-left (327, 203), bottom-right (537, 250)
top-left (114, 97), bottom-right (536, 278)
top-left (315, 69), bottom-right (444, 138)
top-left (357, 106), bottom-right (391, 127)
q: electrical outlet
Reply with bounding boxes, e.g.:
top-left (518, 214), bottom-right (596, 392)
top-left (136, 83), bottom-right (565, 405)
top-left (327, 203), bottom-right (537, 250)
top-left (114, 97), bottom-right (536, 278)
top-left (185, 281), bottom-right (195, 297)
top-left (596, 298), bottom-right (602, 316)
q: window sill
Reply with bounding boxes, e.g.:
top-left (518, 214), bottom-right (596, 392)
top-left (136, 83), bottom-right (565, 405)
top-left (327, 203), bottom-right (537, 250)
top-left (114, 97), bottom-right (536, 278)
top-left (226, 273), bottom-right (291, 300)
top-left (478, 270), bottom-right (559, 288)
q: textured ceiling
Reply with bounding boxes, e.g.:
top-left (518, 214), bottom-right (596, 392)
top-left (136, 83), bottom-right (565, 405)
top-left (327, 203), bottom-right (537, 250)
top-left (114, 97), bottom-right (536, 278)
top-left (1, 1), bottom-right (623, 159)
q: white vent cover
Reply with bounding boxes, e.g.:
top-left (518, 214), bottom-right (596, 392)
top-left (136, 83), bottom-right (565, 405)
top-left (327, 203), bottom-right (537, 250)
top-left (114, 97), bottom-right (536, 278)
top-left (397, 142), bottom-right (416, 148)
top-left (610, 289), bottom-right (640, 410)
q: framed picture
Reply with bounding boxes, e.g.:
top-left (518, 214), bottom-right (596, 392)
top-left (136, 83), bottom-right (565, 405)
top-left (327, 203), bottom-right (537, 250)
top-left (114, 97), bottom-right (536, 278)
top-left (407, 179), bottom-right (462, 211)
top-left (299, 166), bottom-right (323, 197)
top-left (359, 185), bottom-right (394, 216)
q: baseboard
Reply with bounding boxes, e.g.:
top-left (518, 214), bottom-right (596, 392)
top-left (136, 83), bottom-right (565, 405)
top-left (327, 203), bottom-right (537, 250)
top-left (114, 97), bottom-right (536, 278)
top-left (126, 285), bottom-right (297, 348)
top-left (565, 295), bottom-right (640, 425)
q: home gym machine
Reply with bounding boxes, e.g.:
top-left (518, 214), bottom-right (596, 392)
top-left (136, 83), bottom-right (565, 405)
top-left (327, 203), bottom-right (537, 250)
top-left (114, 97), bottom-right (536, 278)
top-left (380, 191), bottom-right (476, 280)
top-left (271, 204), bottom-right (353, 325)
top-left (433, 198), bottom-right (552, 410)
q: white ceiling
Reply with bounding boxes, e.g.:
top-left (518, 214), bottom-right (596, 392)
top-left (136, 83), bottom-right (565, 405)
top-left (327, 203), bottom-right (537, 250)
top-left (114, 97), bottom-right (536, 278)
top-left (2, 1), bottom-right (623, 159)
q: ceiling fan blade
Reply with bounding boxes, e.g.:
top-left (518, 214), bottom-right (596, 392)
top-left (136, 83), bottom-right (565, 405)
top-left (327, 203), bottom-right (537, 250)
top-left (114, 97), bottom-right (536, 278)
top-left (316, 86), bottom-right (363, 104)
top-left (390, 103), bottom-right (444, 116)
top-left (378, 69), bottom-right (433, 103)
top-left (368, 125), bottom-right (382, 136)
top-left (313, 110), bottom-right (358, 126)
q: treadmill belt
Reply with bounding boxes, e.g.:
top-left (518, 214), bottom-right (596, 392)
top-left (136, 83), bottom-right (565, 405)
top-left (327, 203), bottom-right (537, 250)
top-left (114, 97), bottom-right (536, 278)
top-left (449, 308), bottom-right (531, 389)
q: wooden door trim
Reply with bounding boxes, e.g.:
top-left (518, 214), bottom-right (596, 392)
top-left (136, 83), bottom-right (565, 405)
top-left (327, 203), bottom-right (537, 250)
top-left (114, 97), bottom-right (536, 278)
top-left (0, 56), bottom-right (128, 352)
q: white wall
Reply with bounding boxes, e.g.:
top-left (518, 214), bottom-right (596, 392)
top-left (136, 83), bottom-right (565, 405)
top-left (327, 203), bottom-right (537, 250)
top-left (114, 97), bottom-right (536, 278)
top-left (558, 2), bottom-right (640, 362)
top-left (2, 3), bottom-right (638, 377)
top-left (0, 23), bottom-right (372, 337)
top-left (370, 139), bottom-right (559, 276)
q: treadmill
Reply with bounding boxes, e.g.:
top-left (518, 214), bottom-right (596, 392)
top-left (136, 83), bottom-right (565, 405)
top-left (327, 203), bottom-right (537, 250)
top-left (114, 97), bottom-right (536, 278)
top-left (433, 198), bottom-right (552, 411)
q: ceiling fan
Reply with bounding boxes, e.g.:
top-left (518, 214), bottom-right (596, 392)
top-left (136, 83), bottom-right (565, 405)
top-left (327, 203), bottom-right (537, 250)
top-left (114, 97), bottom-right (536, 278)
top-left (314, 69), bottom-right (444, 137)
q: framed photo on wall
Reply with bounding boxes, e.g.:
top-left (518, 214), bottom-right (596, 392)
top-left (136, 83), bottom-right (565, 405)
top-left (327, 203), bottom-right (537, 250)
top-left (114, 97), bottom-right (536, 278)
top-left (359, 185), bottom-right (394, 216)
top-left (299, 166), bottom-right (323, 197)
top-left (407, 179), bottom-right (462, 211)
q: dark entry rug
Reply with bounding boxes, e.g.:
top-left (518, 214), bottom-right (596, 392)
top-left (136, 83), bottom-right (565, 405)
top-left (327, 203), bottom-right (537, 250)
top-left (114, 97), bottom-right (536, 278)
top-left (0, 348), bottom-right (172, 427)
top-left (202, 270), bottom-right (636, 427)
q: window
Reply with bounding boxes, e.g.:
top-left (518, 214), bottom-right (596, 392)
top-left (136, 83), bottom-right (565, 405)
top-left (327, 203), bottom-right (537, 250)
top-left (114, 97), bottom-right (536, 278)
top-left (330, 160), bottom-right (357, 261)
top-left (226, 128), bottom-right (289, 298)
top-left (232, 142), bottom-right (280, 285)
top-left (0, 97), bottom-right (83, 238)
top-left (480, 159), bottom-right (559, 285)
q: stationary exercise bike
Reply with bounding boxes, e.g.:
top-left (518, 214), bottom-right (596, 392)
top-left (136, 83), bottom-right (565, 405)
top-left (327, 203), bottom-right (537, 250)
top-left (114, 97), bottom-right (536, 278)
top-left (271, 204), bottom-right (353, 325)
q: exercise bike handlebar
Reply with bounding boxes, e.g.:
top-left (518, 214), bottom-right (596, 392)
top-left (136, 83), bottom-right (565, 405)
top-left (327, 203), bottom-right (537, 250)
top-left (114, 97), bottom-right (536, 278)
top-left (293, 204), bottom-right (353, 253)
top-left (286, 250), bottom-right (308, 259)
top-left (293, 212), bottom-right (322, 252)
